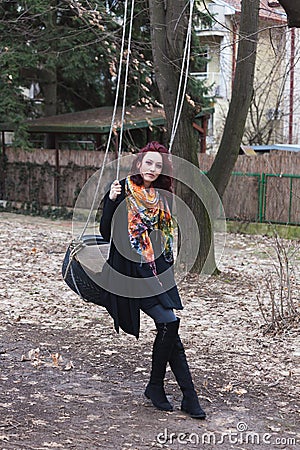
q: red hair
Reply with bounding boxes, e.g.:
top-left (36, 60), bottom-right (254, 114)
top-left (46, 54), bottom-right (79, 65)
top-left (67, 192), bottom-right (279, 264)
top-left (130, 141), bottom-right (173, 192)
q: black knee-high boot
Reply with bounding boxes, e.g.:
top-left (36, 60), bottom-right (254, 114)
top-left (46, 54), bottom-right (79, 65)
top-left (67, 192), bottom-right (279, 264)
top-left (169, 327), bottom-right (206, 419)
top-left (144, 319), bottom-right (179, 411)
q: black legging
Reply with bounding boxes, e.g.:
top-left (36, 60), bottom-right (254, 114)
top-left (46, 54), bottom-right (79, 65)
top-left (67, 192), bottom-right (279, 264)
top-left (140, 303), bottom-right (177, 324)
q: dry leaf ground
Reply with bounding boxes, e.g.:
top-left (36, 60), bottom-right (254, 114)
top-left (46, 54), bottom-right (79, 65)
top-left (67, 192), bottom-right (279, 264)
top-left (0, 212), bottom-right (299, 450)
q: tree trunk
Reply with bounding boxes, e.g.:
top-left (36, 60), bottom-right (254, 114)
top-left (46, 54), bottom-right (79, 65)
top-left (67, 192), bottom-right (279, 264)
top-left (41, 69), bottom-right (57, 118)
top-left (208, 0), bottom-right (260, 199)
top-left (39, 68), bottom-right (57, 149)
top-left (149, 0), bottom-right (260, 274)
top-left (41, 0), bottom-right (58, 149)
top-left (149, 0), bottom-right (215, 273)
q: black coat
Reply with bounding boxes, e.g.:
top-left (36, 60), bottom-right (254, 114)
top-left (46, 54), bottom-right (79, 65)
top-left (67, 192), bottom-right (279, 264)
top-left (99, 179), bottom-right (183, 338)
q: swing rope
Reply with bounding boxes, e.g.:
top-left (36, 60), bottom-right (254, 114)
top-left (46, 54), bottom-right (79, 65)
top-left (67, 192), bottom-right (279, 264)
top-left (63, 0), bottom-right (133, 280)
top-left (116, 0), bottom-right (135, 180)
top-left (64, 0), bottom-right (195, 283)
top-left (73, 0), bottom-right (194, 243)
top-left (78, 0), bottom-right (134, 241)
top-left (169, 0), bottom-right (195, 153)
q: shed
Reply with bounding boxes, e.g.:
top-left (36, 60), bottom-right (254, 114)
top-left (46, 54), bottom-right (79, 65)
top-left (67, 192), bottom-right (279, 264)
top-left (0, 105), bottom-right (213, 153)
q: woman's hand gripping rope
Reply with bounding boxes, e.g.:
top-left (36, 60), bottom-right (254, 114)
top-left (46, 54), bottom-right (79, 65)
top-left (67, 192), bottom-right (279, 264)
top-left (109, 180), bottom-right (122, 201)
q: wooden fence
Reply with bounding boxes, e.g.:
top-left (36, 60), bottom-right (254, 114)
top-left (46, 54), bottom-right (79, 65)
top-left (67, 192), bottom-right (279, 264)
top-left (200, 152), bottom-right (300, 224)
top-left (1, 148), bottom-right (300, 224)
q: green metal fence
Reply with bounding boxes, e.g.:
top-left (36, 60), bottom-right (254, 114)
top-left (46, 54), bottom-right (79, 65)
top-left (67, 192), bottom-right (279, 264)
top-left (224, 172), bottom-right (300, 225)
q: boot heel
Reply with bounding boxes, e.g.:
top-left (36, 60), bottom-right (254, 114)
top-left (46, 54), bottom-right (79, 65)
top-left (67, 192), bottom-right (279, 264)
top-left (181, 404), bottom-right (206, 419)
top-left (181, 393), bottom-right (206, 419)
top-left (144, 384), bottom-right (173, 411)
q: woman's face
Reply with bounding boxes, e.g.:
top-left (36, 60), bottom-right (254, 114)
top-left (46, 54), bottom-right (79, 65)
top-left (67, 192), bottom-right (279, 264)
top-left (137, 151), bottom-right (163, 188)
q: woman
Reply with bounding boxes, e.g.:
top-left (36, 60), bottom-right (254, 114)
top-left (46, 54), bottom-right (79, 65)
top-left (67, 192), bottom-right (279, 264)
top-left (100, 141), bottom-right (206, 419)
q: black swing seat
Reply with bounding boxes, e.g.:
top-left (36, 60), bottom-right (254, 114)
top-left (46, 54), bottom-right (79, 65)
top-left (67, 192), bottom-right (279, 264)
top-left (77, 234), bottom-right (108, 246)
top-left (62, 234), bottom-right (110, 304)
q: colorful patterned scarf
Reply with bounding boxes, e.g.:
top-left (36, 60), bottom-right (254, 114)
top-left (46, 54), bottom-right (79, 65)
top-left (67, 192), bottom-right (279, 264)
top-left (125, 176), bottom-right (174, 275)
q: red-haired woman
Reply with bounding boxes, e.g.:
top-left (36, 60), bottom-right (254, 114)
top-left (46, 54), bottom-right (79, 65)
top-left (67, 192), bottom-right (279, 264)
top-left (100, 141), bottom-right (206, 419)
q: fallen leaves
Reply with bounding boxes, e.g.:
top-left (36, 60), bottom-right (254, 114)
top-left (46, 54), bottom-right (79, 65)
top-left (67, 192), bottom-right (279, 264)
top-left (64, 360), bottom-right (74, 371)
top-left (234, 388), bottom-right (248, 396)
top-left (21, 347), bottom-right (73, 371)
top-left (1, 213), bottom-right (300, 449)
top-left (134, 367), bottom-right (147, 373)
top-left (21, 347), bottom-right (40, 363)
top-left (42, 442), bottom-right (64, 448)
top-left (0, 435), bottom-right (9, 442)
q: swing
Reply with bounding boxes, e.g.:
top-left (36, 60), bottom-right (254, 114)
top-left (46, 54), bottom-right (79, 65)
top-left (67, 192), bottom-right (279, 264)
top-left (62, 0), bottom-right (195, 304)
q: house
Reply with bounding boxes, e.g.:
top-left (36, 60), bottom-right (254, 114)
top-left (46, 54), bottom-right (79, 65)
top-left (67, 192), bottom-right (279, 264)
top-left (194, 0), bottom-right (299, 153)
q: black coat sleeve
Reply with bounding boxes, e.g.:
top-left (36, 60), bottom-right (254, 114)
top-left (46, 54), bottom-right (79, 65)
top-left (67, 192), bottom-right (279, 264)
top-left (99, 196), bottom-right (117, 241)
top-left (99, 180), bottom-right (125, 241)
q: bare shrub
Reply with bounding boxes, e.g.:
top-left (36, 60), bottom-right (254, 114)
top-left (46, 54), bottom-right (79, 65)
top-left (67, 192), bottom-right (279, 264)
top-left (256, 231), bottom-right (300, 334)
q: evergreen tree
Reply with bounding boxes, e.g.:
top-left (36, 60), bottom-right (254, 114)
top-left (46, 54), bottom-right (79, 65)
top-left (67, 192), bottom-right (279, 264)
top-left (0, 0), bottom-right (211, 148)
top-left (0, 1), bottom-right (119, 146)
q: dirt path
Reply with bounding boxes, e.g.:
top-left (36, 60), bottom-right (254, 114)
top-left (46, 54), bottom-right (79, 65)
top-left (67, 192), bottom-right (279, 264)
top-left (0, 212), bottom-right (299, 450)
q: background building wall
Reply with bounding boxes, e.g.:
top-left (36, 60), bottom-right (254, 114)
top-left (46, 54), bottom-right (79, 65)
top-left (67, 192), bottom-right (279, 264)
top-left (196, 0), bottom-right (291, 153)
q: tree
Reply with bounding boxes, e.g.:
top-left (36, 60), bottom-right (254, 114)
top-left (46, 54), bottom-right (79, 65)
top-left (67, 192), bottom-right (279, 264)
top-left (0, 0), bottom-right (168, 148)
top-left (278, 0), bottom-right (300, 27)
top-left (207, 0), bottom-right (260, 198)
top-left (148, 0), bottom-right (211, 273)
top-left (149, 0), bottom-right (260, 273)
top-left (244, 25), bottom-right (298, 146)
top-left (0, 1), bottom-right (116, 145)
top-left (1, 0), bottom-right (211, 150)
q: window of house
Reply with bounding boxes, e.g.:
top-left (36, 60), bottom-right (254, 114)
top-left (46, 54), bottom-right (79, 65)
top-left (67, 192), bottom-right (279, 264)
top-left (190, 47), bottom-right (209, 77)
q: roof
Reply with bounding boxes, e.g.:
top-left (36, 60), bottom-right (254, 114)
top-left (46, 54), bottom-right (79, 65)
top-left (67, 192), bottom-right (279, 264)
top-left (0, 105), bottom-right (214, 134)
top-left (251, 144), bottom-right (300, 153)
top-left (223, 0), bottom-right (286, 23)
top-left (0, 106), bottom-right (166, 134)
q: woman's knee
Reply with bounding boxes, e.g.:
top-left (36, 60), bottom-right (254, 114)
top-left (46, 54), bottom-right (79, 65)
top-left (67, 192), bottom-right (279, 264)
top-left (141, 303), bottom-right (177, 323)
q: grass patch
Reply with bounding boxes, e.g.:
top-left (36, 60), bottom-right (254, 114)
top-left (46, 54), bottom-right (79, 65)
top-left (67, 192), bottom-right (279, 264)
top-left (227, 221), bottom-right (300, 240)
